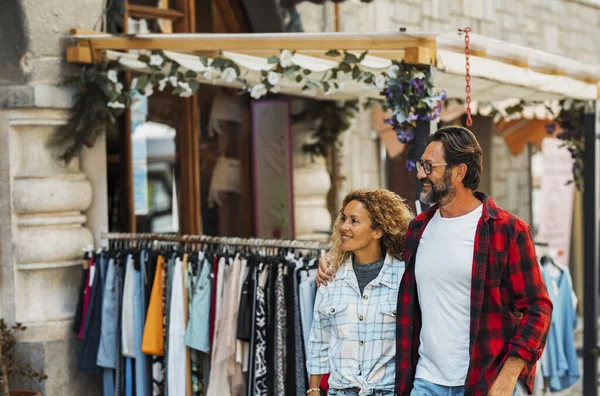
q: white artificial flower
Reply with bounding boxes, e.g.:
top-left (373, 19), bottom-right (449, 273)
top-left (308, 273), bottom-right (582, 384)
top-left (178, 81), bottom-right (193, 97)
top-left (107, 70), bottom-right (118, 83)
top-left (203, 67), bottom-right (220, 81)
top-left (169, 76), bottom-right (178, 87)
top-left (375, 74), bottom-right (387, 89)
top-left (268, 71), bottom-right (281, 86)
top-left (107, 101), bottom-right (125, 109)
top-left (250, 84), bottom-right (267, 99)
top-left (279, 50), bottom-right (293, 68)
top-left (387, 64), bottom-right (400, 79)
top-left (144, 83), bottom-right (154, 97)
top-left (221, 67), bottom-right (238, 83)
top-left (131, 77), bottom-right (138, 90)
top-left (114, 82), bottom-right (123, 94)
top-left (139, 50), bottom-right (152, 57)
top-left (149, 54), bottom-right (164, 67)
top-left (158, 78), bottom-right (168, 92)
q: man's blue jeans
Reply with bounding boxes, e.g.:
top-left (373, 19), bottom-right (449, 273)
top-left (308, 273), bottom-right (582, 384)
top-left (410, 378), bottom-right (528, 396)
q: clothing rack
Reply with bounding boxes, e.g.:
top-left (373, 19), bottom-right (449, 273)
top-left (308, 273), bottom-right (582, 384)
top-left (101, 232), bottom-right (331, 251)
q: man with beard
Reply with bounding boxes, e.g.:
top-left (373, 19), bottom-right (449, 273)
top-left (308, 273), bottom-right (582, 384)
top-left (317, 127), bottom-right (552, 396)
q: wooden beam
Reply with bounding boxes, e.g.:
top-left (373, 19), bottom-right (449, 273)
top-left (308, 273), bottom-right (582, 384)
top-left (127, 4), bottom-right (185, 21)
top-left (404, 46), bottom-right (434, 66)
top-left (66, 46), bottom-right (93, 64)
top-left (78, 34), bottom-right (434, 52)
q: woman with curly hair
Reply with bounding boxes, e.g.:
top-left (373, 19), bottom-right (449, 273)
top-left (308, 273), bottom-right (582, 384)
top-left (306, 189), bottom-right (413, 396)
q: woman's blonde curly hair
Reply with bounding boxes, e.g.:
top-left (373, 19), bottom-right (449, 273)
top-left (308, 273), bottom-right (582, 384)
top-left (328, 189), bottom-right (414, 271)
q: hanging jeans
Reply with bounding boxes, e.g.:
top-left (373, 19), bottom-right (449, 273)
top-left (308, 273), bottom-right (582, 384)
top-left (97, 258), bottom-right (118, 396)
top-left (134, 250), bottom-right (151, 396)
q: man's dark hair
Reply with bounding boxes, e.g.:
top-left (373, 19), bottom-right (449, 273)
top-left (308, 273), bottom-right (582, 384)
top-left (426, 126), bottom-right (483, 191)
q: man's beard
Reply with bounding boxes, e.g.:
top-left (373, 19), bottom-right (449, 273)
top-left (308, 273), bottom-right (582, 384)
top-left (420, 169), bottom-right (455, 205)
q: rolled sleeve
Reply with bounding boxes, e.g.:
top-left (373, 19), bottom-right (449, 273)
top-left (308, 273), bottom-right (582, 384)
top-left (306, 286), bottom-right (331, 374)
top-left (506, 222), bottom-right (553, 365)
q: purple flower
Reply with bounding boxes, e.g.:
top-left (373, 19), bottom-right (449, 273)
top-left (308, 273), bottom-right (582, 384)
top-left (440, 90), bottom-right (448, 100)
top-left (433, 105), bottom-right (442, 119)
top-left (545, 122), bottom-right (557, 135)
top-left (396, 128), bottom-right (415, 143)
top-left (410, 79), bottom-right (425, 95)
top-left (405, 159), bottom-right (417, 172)
top-left (407, 113), bottom-right (418, 122)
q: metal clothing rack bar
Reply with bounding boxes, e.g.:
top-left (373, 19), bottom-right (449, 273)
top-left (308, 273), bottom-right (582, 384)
top-left (101, 232), bottom-right (331, 251)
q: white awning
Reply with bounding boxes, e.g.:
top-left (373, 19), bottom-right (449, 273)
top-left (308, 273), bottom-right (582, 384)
top-left (73, 31), bottom-right (600, 102)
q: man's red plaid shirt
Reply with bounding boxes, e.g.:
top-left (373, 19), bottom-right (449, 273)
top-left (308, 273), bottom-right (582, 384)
top-left (395, 193), bottom-right (552, 395)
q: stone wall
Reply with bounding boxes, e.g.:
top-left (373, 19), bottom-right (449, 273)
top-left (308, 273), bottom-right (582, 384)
top-left (490, 135), bottom-right (532, 224)
top-left (0, 0), bottom-right (105, 394)
top-left (297, 0), bottom-right (600, 63)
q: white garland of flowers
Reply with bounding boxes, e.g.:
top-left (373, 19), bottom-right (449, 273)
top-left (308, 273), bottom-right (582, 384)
top-left (104, 49), bottom-right (399, 107)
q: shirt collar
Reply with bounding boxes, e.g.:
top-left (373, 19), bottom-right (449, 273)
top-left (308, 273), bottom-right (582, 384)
top-left (413, 191), bottom-right (500, 224)
top-left (336, 252), bottom-right (403, 290)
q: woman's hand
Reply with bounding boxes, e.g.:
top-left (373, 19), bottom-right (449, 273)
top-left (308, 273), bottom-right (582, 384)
top-left (316, 252), bottom-right (336, 287)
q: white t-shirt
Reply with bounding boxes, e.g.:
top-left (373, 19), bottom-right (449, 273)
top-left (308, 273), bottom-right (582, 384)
top-left (414, 205), bottom-right (483, 386)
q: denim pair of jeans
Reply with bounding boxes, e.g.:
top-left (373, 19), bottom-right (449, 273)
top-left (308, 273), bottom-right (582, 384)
top-left (410, 378), bottom-right (529, 396)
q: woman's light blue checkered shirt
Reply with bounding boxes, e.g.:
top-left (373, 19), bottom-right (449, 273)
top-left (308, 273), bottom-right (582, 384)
top-left (306, 253), bottom-right (405, 396)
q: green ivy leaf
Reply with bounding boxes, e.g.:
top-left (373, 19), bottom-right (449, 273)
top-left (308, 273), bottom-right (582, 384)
top-left (323, 82), bottom-right (330, 93)
top-left (352, 65), bottom-right (361, 80)
top-left (172, 87), bottom-right (184, 95)
top-left (296, 75), bottom-right (303, 83)
top-left (303, 69), bottom-right (312, 75)
top-left (325, 50), bottom-right (341, 57)
top-left (185, 70), bottom-right (198, 78)
top-left (267, 56), bottom-right (280, 64)
top-left (283, 68), bottom-right (296, 77)
top-left (358, 51), bottom-right (368, 62)
top-left (306, 80), bottom-right (319, 88)
top-left (260, 70), bottom-right (268, 77)
top-left (136, 75), bottom-right (149, 90)
top-left (333, 82), bottom-right (339, 89)
top-left (199, 56), bottom-right (209, 67)
top-left (338, 62), bottom-right (352, 73)
top-left (139, 55), bottom-right (150, 63)
top-left (189, 81), bottom-right (200, 91)
top-left (211, 57), bottom-right (225, 69)
top-left (343, 51), bottom-right (359, 63)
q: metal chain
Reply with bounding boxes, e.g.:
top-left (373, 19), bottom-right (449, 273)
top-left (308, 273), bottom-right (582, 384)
top-left (460, 27), bottom-right (473, 127)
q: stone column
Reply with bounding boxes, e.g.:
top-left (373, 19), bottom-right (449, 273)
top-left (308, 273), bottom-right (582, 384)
top-left (291, 100), bottom-right (332, 242)
top-left (0, 0), bottom-right (105, 394)
top-left (0, 109), bottom-right (99, 394)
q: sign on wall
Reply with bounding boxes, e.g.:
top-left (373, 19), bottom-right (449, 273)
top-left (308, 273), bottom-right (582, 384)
top-left (537, 137), bottom-right (575, 267)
